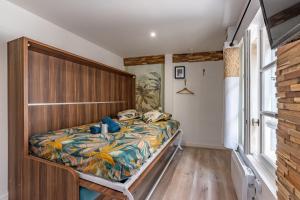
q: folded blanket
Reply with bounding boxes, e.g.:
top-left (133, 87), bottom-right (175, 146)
top-left (101, 116), bottom-right (120, 133)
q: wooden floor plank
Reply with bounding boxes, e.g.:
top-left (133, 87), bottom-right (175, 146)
top-left (150, 147), bottom-right (237, 200)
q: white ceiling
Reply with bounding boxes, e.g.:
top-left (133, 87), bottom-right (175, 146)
top-left (8, 0), bottom-right (247, 57)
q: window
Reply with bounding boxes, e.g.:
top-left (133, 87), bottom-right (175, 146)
top-left (237, 10), bottom-right (278, 196)
top-left (238, 10), bottom-right (277, 166)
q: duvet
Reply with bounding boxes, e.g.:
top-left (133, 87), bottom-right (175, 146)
top-left (29, 119), bottom-right (179, 182)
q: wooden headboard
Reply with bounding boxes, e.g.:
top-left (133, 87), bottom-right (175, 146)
top-left (9, 36), bottom-right (135, 146)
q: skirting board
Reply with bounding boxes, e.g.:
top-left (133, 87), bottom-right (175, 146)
top-left (0, 193), bottom-right (8, 200)
top-left (182, 142), bottom-right (225, 150)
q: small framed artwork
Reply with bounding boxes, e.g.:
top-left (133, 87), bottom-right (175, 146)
top-left (175, 66), bottom-right (185, 79)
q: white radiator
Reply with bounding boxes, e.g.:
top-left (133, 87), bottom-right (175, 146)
top-left (231, 151), bottom-right (255, 200)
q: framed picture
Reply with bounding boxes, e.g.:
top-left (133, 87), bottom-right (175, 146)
top-left (126, 64), bottom-right (164, 112)
top-left (175, 66), bottom-right (185, 79)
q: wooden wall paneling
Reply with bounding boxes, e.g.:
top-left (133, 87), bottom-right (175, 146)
top-left (8, 37), bottom-right (29, 200)
top-left (9, 37), bottom-right (136, 199)
top-left (120, 75), bottom-right (127, 110)
top-left (27, 37), bottom-right (131, 76)
top-left (88, 67), bottom-right (96, 102)
top-left (23, 156), bottom-right (79, 200)
top-left (132, 76), bottom-right (136, 109)
top-left (27, 51), bottom-right (135, 135)
top-left (276, 39), bottom-right (300, 200)
top-left (29, 103), bottom-right (130, 135)
top-left (101, 70), bottom-right (110, 102)
top-left (124, 55), bottom-right (165, 66)
top-left (28, 44), bottom-right (135, 104)
top-left (173, 51), bottom-right (223, 63)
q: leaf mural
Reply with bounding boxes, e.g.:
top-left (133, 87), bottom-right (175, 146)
top-left (136, 72), bottom-right (161, 112)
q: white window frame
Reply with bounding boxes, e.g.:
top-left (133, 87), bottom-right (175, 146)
top-left (239, 27), bottom-right (277, 167)
top-left (237, 10), bottom-right (278, 197)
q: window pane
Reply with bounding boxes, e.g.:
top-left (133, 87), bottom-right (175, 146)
top-left (262, 116), bottom-right (277, 163)
top-left (262, 66), bottom-right (277, 113)
top-left (262, 27), bottom-right (276, 66)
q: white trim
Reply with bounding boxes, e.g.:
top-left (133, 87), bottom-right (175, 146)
top-left (182, 142), bottom-right (225, 150)
top-left (78, 129), bottom-right (183, 200)
top-left (0, 193), bottom-right (8, 200)
top-left (28, 101), bottom-right (126, 106)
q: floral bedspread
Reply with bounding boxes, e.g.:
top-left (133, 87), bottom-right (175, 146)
top-left (29, 119), bottom-right (179, 182)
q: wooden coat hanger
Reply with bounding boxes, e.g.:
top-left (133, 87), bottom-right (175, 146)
top-left (176, 79), bottom-right (194, 95)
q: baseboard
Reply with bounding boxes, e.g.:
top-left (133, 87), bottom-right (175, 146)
top-left (182, 142), bottom-right (226, 150)
top-left (0, 192), bottom-right (8, 200)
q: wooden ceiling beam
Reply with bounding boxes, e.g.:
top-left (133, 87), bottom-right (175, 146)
top-left (124, 51), bottom-right (224, 66)
top-left (124, 55), bottom-right (165, 66)
top-left (173, 51), bottom-right (223, 63)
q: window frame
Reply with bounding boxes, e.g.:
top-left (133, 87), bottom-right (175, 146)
top-left (239, 26), bottom-right (277, 167)
top-left (237, 10), bottom-right (278, 198)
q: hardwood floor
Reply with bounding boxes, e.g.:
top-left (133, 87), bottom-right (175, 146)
top-left (150, 147), bottom-right (237, 200)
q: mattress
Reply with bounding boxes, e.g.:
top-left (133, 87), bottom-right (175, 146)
top-left (29, 118), bottom-right (180, 182)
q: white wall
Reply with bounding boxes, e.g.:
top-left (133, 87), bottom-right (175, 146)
top-left (166, 61), bottom-right (224, 148)
top-left (0, 1), bottom-right (124, 199)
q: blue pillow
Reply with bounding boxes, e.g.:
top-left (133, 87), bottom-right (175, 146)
top-left (90, 126), bottom-right (101, 134)
top-left (101, 116), bottom-right (120, 133)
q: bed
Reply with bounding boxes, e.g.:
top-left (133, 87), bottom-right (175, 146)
top-left (29, 118), bottom-right (181, 199)
top-left (8, 37), bottom-right (182, 200)
top-left (30, 119), bottom-right (180, 181)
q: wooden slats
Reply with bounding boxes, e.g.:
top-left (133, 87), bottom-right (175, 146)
top-left (276, 39), bottom-right (300, 199)
top-left (27, 38), bottom-right (132, 77)
top-left (28, 50), bottom-right (133, 103)
top-left (27, 49), bottom-right (135, 136)
top-left (28, 103), bottom-right (128, 135)
top-left (172, 51), bottom-right (223, 63)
